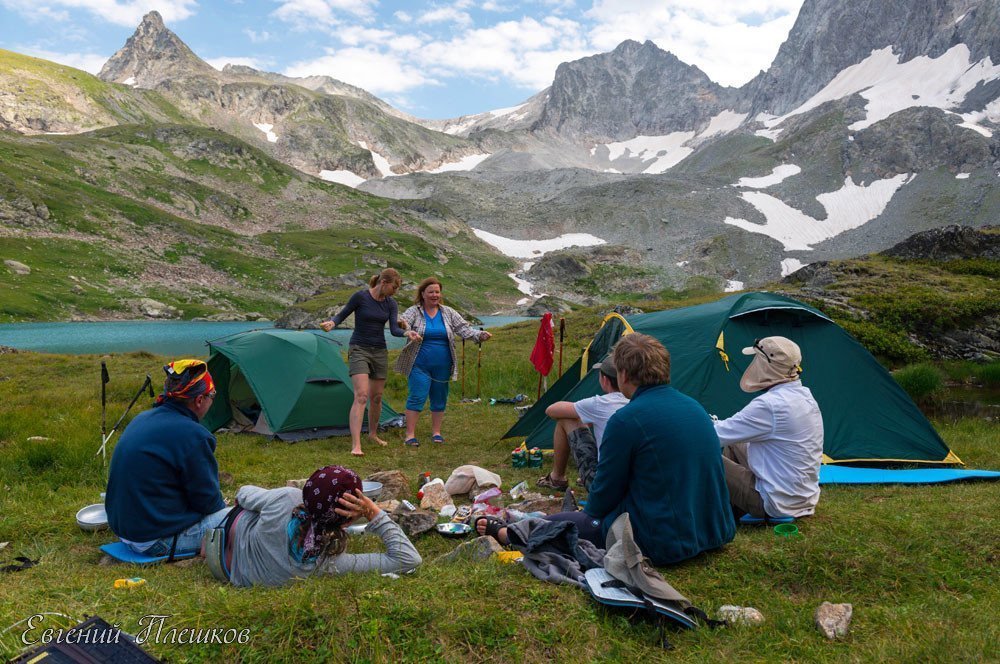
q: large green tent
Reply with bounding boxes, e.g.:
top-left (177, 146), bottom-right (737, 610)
top-left (203, 329), bottom-right (401, 441)
top-left (505, 292), bottom-right (960, 466)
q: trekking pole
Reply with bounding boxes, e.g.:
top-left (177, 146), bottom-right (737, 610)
top-left (96, 374), bottom-right (154, 463)
top-left (477, 327), bottom-right (483, 400)
top-left (100, 361), bottom-right (109, 447)
top-left (537, 373), bottom-right (543, 400)
top-left (558, 317), bottom-right (565, 377)
top-left (461, 338), bottom-right (466, 400)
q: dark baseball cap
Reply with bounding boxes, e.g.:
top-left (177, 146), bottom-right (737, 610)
top-left (592, 355), bottom-right (617, 379)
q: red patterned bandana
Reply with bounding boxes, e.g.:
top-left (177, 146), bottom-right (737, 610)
top-left (157, 359), bottom-right (215, 404)
top-left (301, 465), bottom-right (362, 556)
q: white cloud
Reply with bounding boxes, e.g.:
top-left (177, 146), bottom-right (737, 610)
top-left (272, 0), bottom-right (377, 27)
top-left (394, 10), bottom-right (412, 22)
top-left (481, 1), bottom-right (512, 11)
top-left (284, 48), bottom-right (439, 94)
top-left (205, 56), bottom-right (269, 71)
top-left (24, 48), bottom-right (109, 74)
top-left (416, 7), bottom-right (472, 27)
top-left (586, 0), bottom-right (802, 87)
top-left (1, 0), bottom-right (198, 27)
top-left (244, 28), bottom-right (272, 43)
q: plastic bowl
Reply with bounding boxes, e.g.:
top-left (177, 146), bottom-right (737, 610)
top-left (773, 523), bottom-right (800, 538)
top-left (436, 522), bottom-right (472, 538)
top-left (76, 503), bottom-right (109, 531)
top-left (362, 481), bottom-right (383, 500)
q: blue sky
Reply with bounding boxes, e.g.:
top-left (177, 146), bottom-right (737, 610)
top-left (0, 0), bottom-right (805, 119)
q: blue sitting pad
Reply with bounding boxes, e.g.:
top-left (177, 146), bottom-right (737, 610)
top-left (819, 465), bottom-right (1000, 485)
top-left (100, 541), bottom-right (197, 565)
top-left (739, 514), bottom-right (795, 525)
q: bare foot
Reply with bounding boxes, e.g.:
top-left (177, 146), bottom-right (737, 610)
top-left (368, 435), bottom-right (389, 447)
top-left (351, 449), bottom-right (365, 457)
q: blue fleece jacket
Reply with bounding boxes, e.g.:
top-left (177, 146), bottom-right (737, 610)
top-left (105, 399), bottom-right (225, 542)
top-left (584, 384), bottom-right (735, 565)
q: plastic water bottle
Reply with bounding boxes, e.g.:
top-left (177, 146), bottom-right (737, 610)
top-left (419, 472), bottom-right (431, 487)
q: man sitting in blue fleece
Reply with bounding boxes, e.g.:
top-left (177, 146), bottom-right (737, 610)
top-left (579, 333), bottom-right (735, 565)
top-left (105, 359), bottom-right (229, 558)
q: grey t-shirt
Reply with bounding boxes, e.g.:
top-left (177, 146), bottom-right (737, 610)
top-left (229, 486), bottom-right (422, 587)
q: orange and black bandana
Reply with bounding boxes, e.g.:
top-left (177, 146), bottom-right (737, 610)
top-left (157, 359), bottom-right (215, 404)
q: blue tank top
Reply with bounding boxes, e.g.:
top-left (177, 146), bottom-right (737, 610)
top-left (417, 310), bottom-right (451, 367)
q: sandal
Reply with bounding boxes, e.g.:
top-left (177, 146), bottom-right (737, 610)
top-left (431, 434), bottom-right (445, 444)
top-left (469, 514), bottom-right (507, 540)
top-left (404, 437), bottom-right (420, 447)
top-left (536, 473), bottom-right (569, 491)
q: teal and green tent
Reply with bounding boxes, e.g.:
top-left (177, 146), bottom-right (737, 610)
top-left (504, 292), bottom-right (960, 466)
top-left (203, 329), bottom-right (401, 441)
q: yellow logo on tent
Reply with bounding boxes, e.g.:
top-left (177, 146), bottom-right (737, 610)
top-left (716, 331), bottom-right (730, 371)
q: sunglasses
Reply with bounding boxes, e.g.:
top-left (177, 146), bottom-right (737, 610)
top-left (752, 339), bottom-right (772, 364)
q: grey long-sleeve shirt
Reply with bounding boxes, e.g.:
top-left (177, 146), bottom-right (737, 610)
top-left (229, 486), bottom-right (422, 587)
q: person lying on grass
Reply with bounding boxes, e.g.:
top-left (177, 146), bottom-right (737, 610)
top-left (105, 359), bottom-right (228, 559)
top-left (537, 354), bottom-right (628, 491)
top-left (205, 465), bottom-right (422, 587)
top-left (477, 333), bottom-right (736, 566)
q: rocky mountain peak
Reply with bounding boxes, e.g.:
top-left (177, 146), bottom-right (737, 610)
top-left (98, 10), bottom-right (215, 87)
top-left (534, 39), bottom-right (738, 142)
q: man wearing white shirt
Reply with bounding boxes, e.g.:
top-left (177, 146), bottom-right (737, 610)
top-left (537, 355), bottom-right (629, 491)
top-left (714, 336), bottom-right (824, 519)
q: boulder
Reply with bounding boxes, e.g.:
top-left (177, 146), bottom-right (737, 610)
top-left (717, 605), bottom-right (765, 625)
top-left (366, 470), bottom-right (411, 501)
top-left (420, 483), bottom-right (454, 512)
top-left (434, 536), bottom-right (504, 564)
top-left (814, 602), bottom-right (853, 639)
top-left (4, 259), bottom-right (30, 275)
top-left (138, 298), bottom-right (179, 319)
top-left (391, 509), bottom-right (438, 537)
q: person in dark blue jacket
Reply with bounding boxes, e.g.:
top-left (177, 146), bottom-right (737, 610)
top-left (105, 359), bottom-right (229, 558)
top-left (478, 334), bottom-right (736, 566)
top-left (582, 333), bottom-right (735, 564)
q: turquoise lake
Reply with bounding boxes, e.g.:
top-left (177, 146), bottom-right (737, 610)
top-left (0, 316), bottom-right (530, 356)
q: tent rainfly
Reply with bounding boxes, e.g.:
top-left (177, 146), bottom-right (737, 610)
top-left (203, 329), bottom-right (401, 441)
top-left (504, 292), bottom-right (960, 466)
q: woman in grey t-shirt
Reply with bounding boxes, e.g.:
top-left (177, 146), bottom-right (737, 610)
top-left (219, 465), bottom-right (421, 587)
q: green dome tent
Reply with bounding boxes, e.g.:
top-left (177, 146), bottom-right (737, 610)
top-left (203, 329), bottom-right (401, 441)
top-left (504, 292), bottom-right (960, 466)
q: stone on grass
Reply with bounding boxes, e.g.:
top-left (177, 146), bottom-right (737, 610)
top-left (392, 509), bottom-right (437, 537)
top-left (434, 536), bottom-right (504, 564)
top-left (814, 602), bottom-right (852, 639)
top-left (717, 605), bottom-right (765, 625)
top-left (4, 260), bottom-right (30, 275)
top-left (376, 500), bottom-right (400, 513)
top-left (420, 483), bottom-right (454, 512)
top-left (508, 495), bottom-right (564, 515)
top-left (286, 478), bottom-right (307, 489)
top-left (366, 470), bottom-right (410, 501)
top-left (27, 436), bottom-right (51, 442)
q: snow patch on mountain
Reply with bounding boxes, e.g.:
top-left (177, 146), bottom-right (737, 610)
top-left (781, 258), bottom-right (807, 276)
top-left (724, 280), bottom-right (745, 292)
top-left (426, 153), bottom-right (492, 173)
top-left (761, 45), bottom-right (1000, 139)
top-left (701, 110), bottom-right (748, 137)
top-left (319, 170), bottom-right (365, 188)
top-left (736, 164), bottom-right (801, 189)
top-left (472, 228), bottom-right (606, 299)
top-left (358, 141), bottom-right (395, 177)
top-left (253, 122), bottom-right (278, 143)
top-left (725, 174), bottom-right (911, 250)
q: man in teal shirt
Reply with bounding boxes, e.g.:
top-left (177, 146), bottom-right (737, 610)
top-left (584, 333), bottom-right (735, 565)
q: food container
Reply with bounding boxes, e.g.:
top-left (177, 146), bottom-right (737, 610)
top-left (435, 522), bottom-right (472, 538)
top-left (76, 503), bottom-right (109, 531)
top-left (362, 481), bottom-right (383, 500)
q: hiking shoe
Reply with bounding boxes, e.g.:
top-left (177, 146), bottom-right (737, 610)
top-left (536, 473), bottom-right (569, 491)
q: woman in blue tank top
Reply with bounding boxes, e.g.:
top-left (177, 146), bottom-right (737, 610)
top-left (395, 278), bottom-right (492, 446)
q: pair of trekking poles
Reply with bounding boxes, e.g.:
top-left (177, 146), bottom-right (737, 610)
top-left (96, 361), bottom-right (155, 463)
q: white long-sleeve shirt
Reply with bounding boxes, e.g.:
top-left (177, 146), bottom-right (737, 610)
top-left (714, 381), bottom-right (824, 517)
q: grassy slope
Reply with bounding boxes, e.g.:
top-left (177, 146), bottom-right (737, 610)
top-left (0, 307), bottom-right (997, 662)
top-left (0, 126), bottom-right (520, 321)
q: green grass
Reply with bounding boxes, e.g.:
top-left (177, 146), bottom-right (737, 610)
top-left (0, 312), bottom-right (998, 662)
top-left (893, 363), bottom-right (944, 403)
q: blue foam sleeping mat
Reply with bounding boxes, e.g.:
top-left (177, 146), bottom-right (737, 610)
top-left (819, 465), bottom-right (1000, 485)
top-left (99, 541), bottom-right (197, 565)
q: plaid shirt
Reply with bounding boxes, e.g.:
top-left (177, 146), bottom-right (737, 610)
top-left (394, 305), bottom-right (486, 379)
